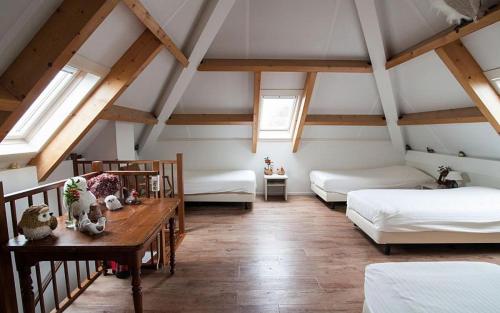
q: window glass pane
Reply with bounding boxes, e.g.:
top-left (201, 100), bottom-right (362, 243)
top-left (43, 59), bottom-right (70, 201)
top-left (259, 96), bottom-right (297, 131)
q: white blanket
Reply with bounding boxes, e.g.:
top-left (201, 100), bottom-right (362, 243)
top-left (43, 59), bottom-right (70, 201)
top-left (184, 170), bottom-right (256, 195)
top-left (364, 262), bottom-right (500, 313)
top-left (310, 165), bottom-right (433, 194)
top-left (348, 186), bottom-right (500, 232)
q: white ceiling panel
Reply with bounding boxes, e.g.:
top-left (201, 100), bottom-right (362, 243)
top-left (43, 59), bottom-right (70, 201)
top-left (160, 125), bottom-right (252, 140)
top-left (302, 126), bottom-right (390, 140)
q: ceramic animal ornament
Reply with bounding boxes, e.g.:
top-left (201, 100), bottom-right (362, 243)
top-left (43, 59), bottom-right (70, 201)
top-left (78, 212), bottom-right (106, 235)
top-left (105, 195), bottom-right (123, 211)
top-left (63, 177), bottom-right (97, 228)
top-left (125, 189), bottom-right (140, 205)
top-left (18, 204), bottom-right (58, 240)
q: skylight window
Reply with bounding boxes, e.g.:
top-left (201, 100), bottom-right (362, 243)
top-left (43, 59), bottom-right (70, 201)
top-left (0, 55), bottom-right (107, 156)
top-left (259, 90), bottom-right (301, 140)
top-left (485, 67), bottom-right (500, 93)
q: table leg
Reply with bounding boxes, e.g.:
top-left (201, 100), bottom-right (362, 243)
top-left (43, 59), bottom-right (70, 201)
top-left (17, 262), bottom-right (35, 313)
top-left (169, 217), bottom-right (176, 275)
top-left (130, 255), bottom-right (143, 313)
top-left (264, 179), bottom-right (268, 201)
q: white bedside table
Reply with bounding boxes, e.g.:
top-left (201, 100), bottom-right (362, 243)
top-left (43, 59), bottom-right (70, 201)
top-left (264, 174), bottom-right (288, 201)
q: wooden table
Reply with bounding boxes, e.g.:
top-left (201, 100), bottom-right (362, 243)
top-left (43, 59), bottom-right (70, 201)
top-left (7, 198), bottom-right (179, 313)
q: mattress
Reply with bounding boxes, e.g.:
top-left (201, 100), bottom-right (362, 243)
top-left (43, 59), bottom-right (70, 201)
top-left (347, 186), bottom-right (500, 232)
top-left (309, 165), bottom-right (433, 194)
top-left (184, 170), bottom-right (256, 195)
top-left (364, 262), bottom-right (500, 313)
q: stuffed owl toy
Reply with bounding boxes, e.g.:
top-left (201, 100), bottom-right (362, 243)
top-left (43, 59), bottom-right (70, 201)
top-left (105, 195), bottom-right (123, 211)
top-left (18, 204), bottom-right (58, 240)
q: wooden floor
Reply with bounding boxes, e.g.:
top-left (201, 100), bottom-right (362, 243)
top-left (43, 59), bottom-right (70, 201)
top-left (67, 196), bottom-right (500, 313)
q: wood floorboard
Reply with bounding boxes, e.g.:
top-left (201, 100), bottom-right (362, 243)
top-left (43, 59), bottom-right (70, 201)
top-left (66, 196), bottom-right (500, 312)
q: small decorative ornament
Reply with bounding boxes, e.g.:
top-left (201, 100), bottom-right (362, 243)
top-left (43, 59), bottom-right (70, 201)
top-left (124, 188), bottom-right (141, 205)
top-left (458, 151), bottom-right (467, 157)
top-left (88, 205), bottom-right (103, 223)
top-left (17, 204), bottom-right (58, 240)
top-left (277, 166), bottom-right (286, 175)
top-left (78, 212), bottom-right (106, 235)
top-left (427, 147), bottom-right (435, 153)
top-left (405, 144), bottom-right (412, 151)
top-left (64, 177), bottom-right (96, 228)
top-left (105, 195), bottom-right (123, 211)
top-left (264, 157), bottom-right (274, 175)
top-left (150, 175), bottom-right (160, 193)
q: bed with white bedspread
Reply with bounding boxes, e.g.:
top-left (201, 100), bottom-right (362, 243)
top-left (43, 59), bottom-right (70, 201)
top-left (310, 165), bottom-right (434, 203)
top-left (363, 262), bottom-right (500, 313)
top-left (346, 186), bottom-right (500, 254)
top-left (184, 170), bottom-right (256, 206)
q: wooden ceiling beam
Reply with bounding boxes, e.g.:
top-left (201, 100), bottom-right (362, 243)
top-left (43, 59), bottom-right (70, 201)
top-left (123, 0), bottom-right (189, 67)
top-left (30, 30), bottom-right (163, 181)
top-left (0, 87), bottom-right (20, 112)
top-left (306, 114), bottom-right (386, 126)
top-left (0, 0), bottom-right (119, 142)
top-left (252, 72), bottom-right (261, 153)
top-left (435, 40), bottom-right (500, 133)
top-left (167, 114), bottom-right (253, 125)
top-left (398, 107), bottom-right (486, 125)
top-left (198, 59), bottom-right (372, 73)
top-left (100, 105), bottom-right (158, 125)
top-left (292, 72), bottom-right (317, 152)
top-left (386, 6), bottom-right (500, 69)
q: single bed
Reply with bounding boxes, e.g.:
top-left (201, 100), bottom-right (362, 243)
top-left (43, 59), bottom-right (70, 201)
top-left (310, 165), bottom-right (434, 205)
top-left (347, 186), bottom-right (500, 254)
top-left (184, 170), bottom-right (256, 207)
top-left (363, 262), bottom-right (500, 313)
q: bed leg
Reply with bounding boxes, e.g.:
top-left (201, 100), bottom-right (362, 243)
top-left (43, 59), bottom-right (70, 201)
top-left (244, 202), bottom-right (252, 210)
top-left (383, 244), bottom-right (391, 255)
top-left (330, 202), bottom-right (336, 210)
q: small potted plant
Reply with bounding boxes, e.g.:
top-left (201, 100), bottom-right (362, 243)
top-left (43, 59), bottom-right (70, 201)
top-left (87, 173), bottom-right (120, 205)
top-left (264, 157), bottom-right (273, 175)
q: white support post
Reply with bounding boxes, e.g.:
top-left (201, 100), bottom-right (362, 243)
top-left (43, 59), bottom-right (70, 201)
top-left (115, 121), bottom-right (136, 160)
top-left (354, 0), bottom-right (406, 154)
top-left (138, 0), bottom-right (236, 152)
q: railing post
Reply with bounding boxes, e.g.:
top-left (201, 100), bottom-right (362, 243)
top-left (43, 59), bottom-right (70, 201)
top-left (152, 161), bottom-right (161, 198)
top-left (176, 154), bottom-right (184, 234)
top-left (0, 181), bottom-right (20, 313)
top-left (70, 153), bottom-right (79, 176)
top-left (91, 161), bottom-right (103, 173)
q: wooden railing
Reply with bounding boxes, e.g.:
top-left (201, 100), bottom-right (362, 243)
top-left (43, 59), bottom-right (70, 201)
top-left (0, 154), bottom-right (184, 313)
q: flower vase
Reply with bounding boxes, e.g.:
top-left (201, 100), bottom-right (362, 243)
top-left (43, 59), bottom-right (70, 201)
top-left (65, 205), bottom-right (76, 229)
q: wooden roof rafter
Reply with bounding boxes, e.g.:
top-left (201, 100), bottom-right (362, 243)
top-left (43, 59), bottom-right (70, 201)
top-left (386, 6), bottom-right (500, 69)
top-left (123, 0), bottom-right (189, 67)
top-left (0, 0), bottom-right (119, 142)
top-left (100, 105), bottom-right (158, 125)
top-left (398, 107), bottom-right (486, 125)
top-left (292, 72), bottom-right (317, 152)
top-left (30, 30), bottom-right (163, 181)
top-left (167, 114), bottom-right (253, 125)
top-left (252, 72), bottom-right (261, 153)
top-left (435, 40), bottom-right (500, 133)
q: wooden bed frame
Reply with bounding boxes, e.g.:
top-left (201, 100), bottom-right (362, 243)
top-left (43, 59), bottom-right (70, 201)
top-left (346, 207), bottom-right (500, 255)
top-left (0, 154), bottom-right (184, 313)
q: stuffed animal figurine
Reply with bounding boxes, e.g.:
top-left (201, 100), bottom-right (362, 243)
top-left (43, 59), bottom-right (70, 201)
top-left (78, 212), bottom-right (106, 235)
top-left (105, 195), bottom-right (123, 211)
top-left (18, 204), bottom-right (58, 240)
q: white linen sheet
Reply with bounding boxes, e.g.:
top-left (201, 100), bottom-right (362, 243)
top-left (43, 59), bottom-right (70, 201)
top-left (347, 186), bottom-right (500, 232)
top-left (310, 165), bottom-right (433, 194)
top-left (364, 262), bottom-right (500, 313)
top-left (184, 170), bottom-right (256, 195)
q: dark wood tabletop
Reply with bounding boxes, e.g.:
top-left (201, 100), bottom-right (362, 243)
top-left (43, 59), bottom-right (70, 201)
top-left (8, 197), bottom-right (179, 251)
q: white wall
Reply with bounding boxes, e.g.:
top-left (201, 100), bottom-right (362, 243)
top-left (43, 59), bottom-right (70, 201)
top-left (140, 139), bottom-right (404, 194)
top-left (405, 151), bottom-right (500, 188)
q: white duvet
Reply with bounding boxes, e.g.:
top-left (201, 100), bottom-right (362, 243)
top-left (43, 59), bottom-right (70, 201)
top-left (184, 170), bottom-right (256, 195)
top-left (348, 186), bottom-right (500, 232)
top-left (310, 165), bottom-right (433, 194)
top-left (364, 262), bottom-right (500, 313)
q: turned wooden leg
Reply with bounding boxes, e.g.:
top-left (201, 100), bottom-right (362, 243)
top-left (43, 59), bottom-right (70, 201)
top-left (130, 256), bottom-right (143, 313)
top-left (17, 263), bottom-right (35, 313)
top-left (169, 217), bottom-right (176, 275)
top-left (383, 244), bottom-right (391, 255)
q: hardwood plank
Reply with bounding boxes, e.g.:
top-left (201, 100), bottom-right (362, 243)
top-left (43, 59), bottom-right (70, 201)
top-left (29, 30), bottom-right (163, 181)
top-left (64, 196), bottom-right (500, 313)
top-left (398, 107), bottom-right (486, 125)
top-left (100, 105), bottom-right (158, 125)
top-left (305, 114), bottom-right (386, 126)
top-left (0, 0), bottom-right (119, 141)
top-left (0, 86), bottom-right (20, 112)
top-left (123, 0), bottom-right (189, 67)
top-left (198, 59), bottom-right (372, 73)
top-left (166, 114), bottom-right (253, 125)
top-left (435, 40), bottom-right (500, 133)
top-left (386, 6), bottom-right (500, 69)
top-left (292, 72), bottom-right (317, 152)
top-left (252, 72), bottom-right (261, 153)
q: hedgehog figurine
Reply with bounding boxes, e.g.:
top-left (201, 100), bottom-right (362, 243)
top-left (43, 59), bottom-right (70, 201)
top-left (18, 204), bottom-right (58, 240)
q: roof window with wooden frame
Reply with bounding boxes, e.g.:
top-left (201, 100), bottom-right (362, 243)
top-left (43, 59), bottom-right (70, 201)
top-left (258, 90), bottom-right (302, 140)
top-left (0, 56), bottom-right (108, 156)
top-left (485, 68), bottom-right (500, 94)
